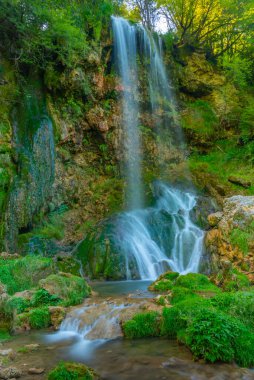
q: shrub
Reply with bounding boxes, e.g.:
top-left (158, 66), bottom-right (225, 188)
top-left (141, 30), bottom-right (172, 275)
top-left (183, 309), bottom-right (254, 364)
top-left (48, 361), bottom-right (95, 380)
top-left (31, 289), bottom-right (60, 307)
top-left (5, 296), bottom-right (30, 315)
top-left (211, 291), bottom-right (254, 328)
top-left (29, 307), bottom-right (51, 329)
top-left (123, 312), bottom-right (161, 339)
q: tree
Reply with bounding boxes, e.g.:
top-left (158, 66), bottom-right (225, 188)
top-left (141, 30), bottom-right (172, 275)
top-left (157, 0), bottom-right (254, 57)
top-left (125, 0), bottom-right (159, 29)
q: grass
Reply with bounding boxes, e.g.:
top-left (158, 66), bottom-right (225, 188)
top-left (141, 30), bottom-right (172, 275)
top-left (48, 361), bottom-right (95, 380)
top-left (189, 139), bottom-right (254, 195)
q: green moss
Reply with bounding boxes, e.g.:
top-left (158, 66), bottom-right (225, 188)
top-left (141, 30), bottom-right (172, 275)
top-left (31, 289), bottom-right (60, 307)
top-left (48, 361), bottom-right (96, 380)
top-left (170, 286), bottom-right (201, 304)
top-left (211, 291), bottom-right (254, 328)
top-left (175, 273), bottom-right (220, 293)
top-left (149, 271), bottom-right (179, 292)
top-left (223, 270), bottom-right (250, 291)
top-left (123, 312), bottom-right (161, 339)
top-left (183, 309), bottom-right (254, 366)
top-left (5, 296), bottom-right (30, 315)
top-left (0, 329), bottom-right (11, 342)
top-left (0, 256), bottom-right (54, 295)
top-left (29, 307), bottom-right (51, 329)
top-left (39, 274), bottom-right (91, 306)
top-left (230, 228), bottom-right (253, 255)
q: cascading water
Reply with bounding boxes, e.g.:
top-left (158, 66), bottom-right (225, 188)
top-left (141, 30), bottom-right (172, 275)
top-left (109, 17), bottom-right (204, 280)
top-left (114, 182), bottom-right (203, 280)
top-left (112, 16), bottom-right (143, 209)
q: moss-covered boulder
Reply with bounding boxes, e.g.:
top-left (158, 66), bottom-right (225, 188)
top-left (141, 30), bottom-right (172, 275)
top-left (148, 271), bottom-right (179, 292)
top-left (0, 256), bottom-right (55, 295)
top-left (48, 362), bottom-right (100, 380)
top-left (39, 273), bottom-right (91, 306)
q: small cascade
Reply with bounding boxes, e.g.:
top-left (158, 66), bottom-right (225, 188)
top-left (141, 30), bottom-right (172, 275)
top-left (113, 182), bottom-right (204, 280)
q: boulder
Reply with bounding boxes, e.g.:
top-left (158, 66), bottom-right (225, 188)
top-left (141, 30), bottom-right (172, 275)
top-left (48, 306), bottom-right (66, 329)
top-left (206, 195), bottom-right (254, 278)
top-left (0, 367), bottom-right (21, 379)
top-left (207, 212), bottom-right (223, 227)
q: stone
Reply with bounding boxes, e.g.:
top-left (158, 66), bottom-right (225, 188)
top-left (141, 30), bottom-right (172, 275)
top-left (0, 367), bottom-right (22, 379)
top-left (24, 344), bottom-right (39, 351)
top-left (48, 306), bottom-right (66, 329)
top-left (228, 176), bottom-right (251, 188)
top-left (207, 212), bottom-right (223, 227)
top-left (28, 368), bottom-right (45, 375)
top-left (0, 349), bottom-right (14, 357)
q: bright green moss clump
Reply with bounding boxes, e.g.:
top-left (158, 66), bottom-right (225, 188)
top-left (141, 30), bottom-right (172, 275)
top-left (0, 256), bottom-right (54, 295)
top-left (48, 361), bottom-right (97, 380)
top-left (39, 273), bottom-right (91, 306)
top-left (175, 273), bottom-right (220, 293)
top-left (123, 272), bottom-right (254, 367)
top-left (123, 311), bottom-right (161, 339)
top-left (29, 307), bottom-right (51, 329)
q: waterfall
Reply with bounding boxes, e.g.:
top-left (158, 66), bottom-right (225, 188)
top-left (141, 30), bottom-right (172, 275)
top-left (112, 16), bottom-right (144, 209)
top-left (113, 182), bottom-right (204, 280)
top-left (110, 17), bottom-right (204, 279)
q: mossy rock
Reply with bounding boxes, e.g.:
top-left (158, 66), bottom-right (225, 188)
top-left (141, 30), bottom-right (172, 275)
top-left (48, 361), bottom-right (100, 380)
top-left (148, 271), bottom-right (179, 292)
top-left (175, 273), bottom-right (220, 294)
top-left (56, 257), bottom-right (81, 277)
top-left (39, 273), bottom-right (91, 306)
top-left (0, 256), bottom-right (55, 295)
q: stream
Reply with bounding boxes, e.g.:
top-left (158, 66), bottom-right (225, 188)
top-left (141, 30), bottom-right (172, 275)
top-left (2, 281), bottom-right (254, 380)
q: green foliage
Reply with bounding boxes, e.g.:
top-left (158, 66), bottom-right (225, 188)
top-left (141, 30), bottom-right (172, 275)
top-left (123, 311), bottom-right (161, 339)
top-left (211, 291), bottom-right (254, 328)
top-left (181, 100), bottom-right (218, 137)
top-left (223, 270), bottom-right (250, 291)
top-left (0, 256), bottom-right (54, 295)
top-left (221, 55), bottom-right (253, 89)
top-left (39, 274), bottom-right (91, 306)
top-left (0, 329), bottom-right (11, 342)
top-left (184, 309), bottom-right (254, 366)
top-left (170, 286), bottom-right (200, 304)
top-left (28, 307), bottom-right (51, 329)
top-left (48, 361), bottom-right (95, 380)
top-left (5, 296), bottom-right (30, 314)
top-left (153, 279), bottom-right (173, 292)
top-left (175, 273), bottom-right (220, 293)
top-left (230, 228), bottom-right (250, 255)
top-left (31, 289), bottom-right (60, 307)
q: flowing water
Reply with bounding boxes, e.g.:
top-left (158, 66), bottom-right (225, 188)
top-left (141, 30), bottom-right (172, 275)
top-left (112, 16), bottom-right (144, 209)
top-left (113, 182), bottom-right (204, 279)
top-left (3, 283), bottom-right (254, 380)
top-left (110, 17), bottom-right (203, 280)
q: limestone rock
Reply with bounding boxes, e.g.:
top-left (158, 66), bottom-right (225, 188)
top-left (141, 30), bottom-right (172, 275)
top-left (48, 306), bottom-right (66, 329)
top-left (206, 195), bottom-right (254, 277)
top-left (28, 368), bottom-right (45, 375)
top-left (207, 212), bottom-right (223, 227)
top-left (0, 367), bottom-right (21, 379)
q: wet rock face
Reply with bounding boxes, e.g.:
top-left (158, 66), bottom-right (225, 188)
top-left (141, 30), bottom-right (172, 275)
top-left (206, 195), bottom-right (254, 277)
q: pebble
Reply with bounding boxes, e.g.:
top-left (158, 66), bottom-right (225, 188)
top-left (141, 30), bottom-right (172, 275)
top-left (28, 368), bottom-right (45, 375)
